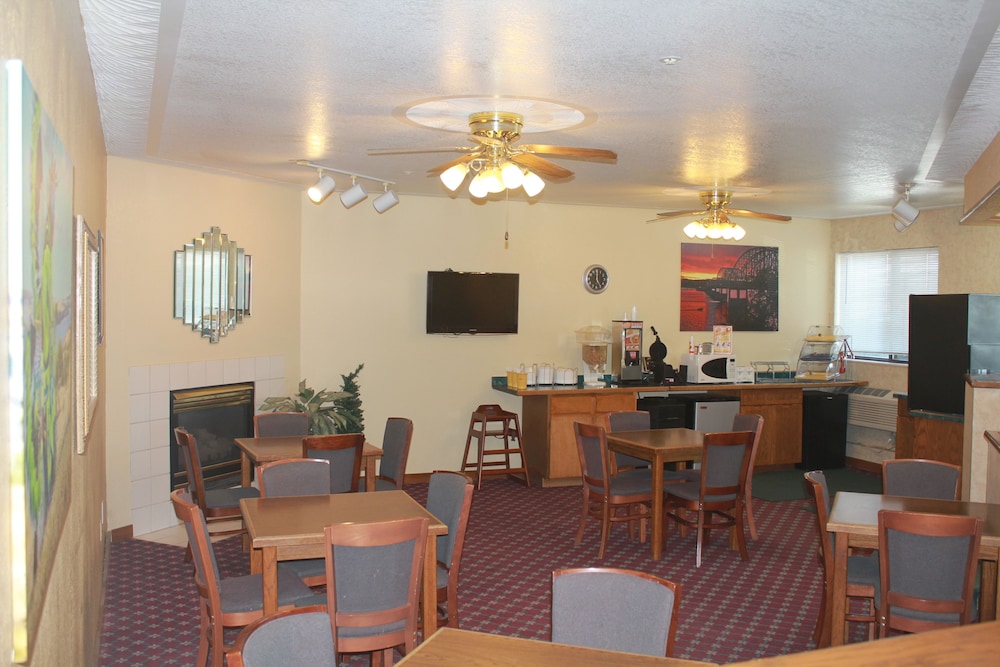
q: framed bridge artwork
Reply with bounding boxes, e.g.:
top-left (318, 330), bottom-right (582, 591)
top-left (680, 243), bottom-right (779, 332)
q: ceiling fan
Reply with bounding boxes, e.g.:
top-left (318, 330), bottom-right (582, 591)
top-left (648, 189), bottom-right (791, 240)
top-left (368, 111), bottom-right (617, 198)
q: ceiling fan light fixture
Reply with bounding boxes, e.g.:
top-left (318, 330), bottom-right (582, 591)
top-left (522, 170), bottom-right (545, 197)
top-left (468, 172), bottom-right (490, 199)
top-left (500, 161), bottom-right (524, 189)
top-left (482, 167), bottom-right (505, 194)
top-left (731, 225), bottom-right (747, 241)
top-left (440, 163), bottom-right (469, 191)
top-left (307, 172), bottom-right (336, 204)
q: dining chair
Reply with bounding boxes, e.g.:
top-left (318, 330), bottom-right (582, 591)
top-left (664, 429), bottom-right (755, 567)
top-left (551, 567), bottom-right (682, 657)
top-left (881, 458), bottom-right (961, 500)
top-left (604, 410), bottom-right (654, 472)
top-left (170, 490), bottom-right (314, 667)
top-left (375, 417), bottom-right (414, 491)
top-left (252, 411), bottom-right (309, 438)
top-left (225, 605), bottom-right (335, 667)
top-left (321, 517), bottom-right (430, 666)
top-left (732, 413), bottom-right (764, 540)
top-left (174, 427), bottom-right (260, 544)
top-left (573, 421), bottom-right (655, 559)
top-left (803, 470), bottom-right (879, 648)
top-left (302, 433), bottom-right (365, 493)
top-left (425, 470), bottom-right (474, 628)
top-left (876, 509), bottom-right (983, 637)
top-left (256, 458), bottom-right (333, 587)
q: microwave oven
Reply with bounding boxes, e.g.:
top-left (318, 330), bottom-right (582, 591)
top-left (682, 353), bottom-right (737, 384)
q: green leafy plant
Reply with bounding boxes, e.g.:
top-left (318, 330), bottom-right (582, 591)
top-left (259, 363), bottom-right (364, 435)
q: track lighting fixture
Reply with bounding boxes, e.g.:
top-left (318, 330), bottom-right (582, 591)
top-left (293, 160), bottom-right (397, 210)
top-left (340, 177), bottom-right (368, 208)
top-left (373, 183), bottom-right (400, 213)
top-left (307, 171), bottom-right (336, 204)
top-left (891, 184), bottom-right (919, 232)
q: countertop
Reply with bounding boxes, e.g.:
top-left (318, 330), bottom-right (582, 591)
top-left (493, 379), bottom-right (867, 397)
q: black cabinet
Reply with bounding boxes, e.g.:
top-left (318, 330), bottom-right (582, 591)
top-left (636, 396), bottom-right (686, 429)
top-left (798, 390), bottom-right (847, 470)
top-left (908, 294), bottom-right (1000, 415)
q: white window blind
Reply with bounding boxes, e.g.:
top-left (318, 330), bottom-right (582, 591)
top-left (834, 247), bottom-right (938, 360)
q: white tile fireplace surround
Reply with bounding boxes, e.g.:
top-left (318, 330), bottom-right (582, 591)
top-left (128, 355), bottom-right (286, 536)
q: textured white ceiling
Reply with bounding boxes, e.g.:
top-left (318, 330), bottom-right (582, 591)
top-left (79, 0), bottom-right (1000, 219)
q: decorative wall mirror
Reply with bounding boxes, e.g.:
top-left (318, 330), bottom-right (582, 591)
top-left (174, 227), bottom-right (252, 342)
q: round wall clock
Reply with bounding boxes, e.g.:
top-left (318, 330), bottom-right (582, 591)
top-left (583, 264), bottom-right (609, 294)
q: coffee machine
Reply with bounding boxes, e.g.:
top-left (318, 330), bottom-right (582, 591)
top-left (611, 320), bottom-right (643, 382)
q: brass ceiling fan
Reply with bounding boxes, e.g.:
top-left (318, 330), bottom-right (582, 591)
top-left (648, 189), bottom-right (791, 240)
top-left (368, 111), bottom-right (617, 198)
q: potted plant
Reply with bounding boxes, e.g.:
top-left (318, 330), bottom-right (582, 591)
top-left (259, 363), bottom-right (365, 435)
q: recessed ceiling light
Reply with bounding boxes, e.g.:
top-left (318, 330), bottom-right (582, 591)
top-left (660, 57), bottom-right (682, 66)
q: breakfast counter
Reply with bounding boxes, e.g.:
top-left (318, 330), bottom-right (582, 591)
top-left (494, 379), bottom-right (867, 486)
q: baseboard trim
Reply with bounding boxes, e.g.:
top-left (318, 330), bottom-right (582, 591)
top-left (110, 525), bottom-right (134, 543)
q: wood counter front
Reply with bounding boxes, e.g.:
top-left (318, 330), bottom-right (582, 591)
top-left (499, 380), bottom-right (866, 486)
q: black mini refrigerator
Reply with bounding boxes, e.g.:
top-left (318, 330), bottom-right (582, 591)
top-left (798, 390), bottom-right (848, 470)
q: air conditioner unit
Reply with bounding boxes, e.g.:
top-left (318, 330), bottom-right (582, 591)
top-left (847, 393), bottom-right (898, 431)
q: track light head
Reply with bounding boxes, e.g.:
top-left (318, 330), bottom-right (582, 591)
top-left (307, 172), bottom-right (336, 204)
top-left (340, 178), bottom-right (368, 208)
top-left (373, 184), bottom-right (399, 213)
top-left (891, 184), bottom-right (919, 231)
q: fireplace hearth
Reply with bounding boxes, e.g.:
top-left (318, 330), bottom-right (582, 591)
top-left (170, 382), bottom-right (254, 491)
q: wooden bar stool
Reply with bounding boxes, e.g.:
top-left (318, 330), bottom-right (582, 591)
top-left (461, 404), bottom-right (531, 489)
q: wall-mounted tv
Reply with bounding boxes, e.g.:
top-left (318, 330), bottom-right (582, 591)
top-left (426, 270), bottom-right (519, 334)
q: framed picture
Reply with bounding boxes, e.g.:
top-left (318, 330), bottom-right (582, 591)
top-left (680, 243), bottom-right (779, 332)
top-left (75, 215), bottom-right (99, 454)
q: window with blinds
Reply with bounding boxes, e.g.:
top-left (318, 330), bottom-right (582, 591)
top-left (834, 247), bottom-right (939, 362)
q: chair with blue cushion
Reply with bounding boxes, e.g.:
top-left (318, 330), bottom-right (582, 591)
top-left (375, 417), bottom-right (414, 491)
top-left (605, 410), bottom-right (654, 472)
top-left (551, 567), bottom-right (682, 657)
top-left (664, 429), bottom-right (755, 567)
top-left (174, 427), bottom-right (260, 544)
top-left (171, 490), bottom-right (314, 667)
top-left (425, 470), bottom-right (474, 628)
top-left (224, 605), bottom-right (335, 667)
top-left (877, 509), bottom-right (982, 637)
top-left (256, 458), bottom-right (333, 587)
top-left (252, 411), bottom-right (309, 438)
top-left (323, 517), bottom-right (430, 666)
top-left (804, 469), bottom-right (879, 647)
top-left (882, 458), bottom-right (961, 500)
top-left (302, 433), bottom-right (365, 493)
top-left (573, 421), bottom-right (654, 559)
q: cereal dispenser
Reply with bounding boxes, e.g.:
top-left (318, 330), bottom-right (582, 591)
top-left (575, 325), bottom-right (612, 385)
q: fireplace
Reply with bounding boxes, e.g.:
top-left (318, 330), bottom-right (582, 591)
top-left (170, 382), bottom-right (255, 491)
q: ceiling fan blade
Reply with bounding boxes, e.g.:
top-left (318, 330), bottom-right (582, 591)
top-left (725, 208), bottom-right (792, 221)
top-left (368, 146), bottom-right (475, 156)
top-left (513, 153), bottom-right (574, 179)
top-left (519, 144), bottom-right (618, 161)
top-left (427, 154), bottom-right (476, 175)
top-left (655, 209), bottom-right (706, 219)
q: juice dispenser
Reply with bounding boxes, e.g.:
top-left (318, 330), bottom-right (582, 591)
top-left (612, 320), bottom-right (643, 382)
top-left (575, 325), bottom-right (612, 386)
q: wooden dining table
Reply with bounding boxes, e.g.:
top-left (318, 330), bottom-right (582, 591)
top-left (605, 428), bottom-right (704, 560)
top-left (239, 490), bottom-right (447, 635)
top-left (234, 435), bottom-right (383, 491)
top-left (826, 491), bottom-right (1000, 646)
top-left (395, 627), bottom-right (716, 666)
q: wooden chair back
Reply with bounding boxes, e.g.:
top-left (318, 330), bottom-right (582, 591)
top-left (604, 410), bottom-right (652, 472)
top-left (882, 458), bottom-right (961, 500)
top-left (225, 605), bottom-right (334, 667)
top-left (323, 517), bottom-right (430, 663)
top-left (551, 567), bottom-right (682, 657)
top-left (253, 411), bottom-right (309, 438)
top-left (257, 458), bottom-right (332, 497)
top-left (426, 471), bottom-right (474, 627)
top-left (377, 417), bottom-right (414, 490)
top-left (174, 427), bottom-right (210, 511)
top-left (302, 433), bottom-right (365, 493)
top-left (877, 509), bottom-right (983, 636)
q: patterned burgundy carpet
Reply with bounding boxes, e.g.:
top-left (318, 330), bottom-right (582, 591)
top-left (100, 479), bottom-right (858, 665)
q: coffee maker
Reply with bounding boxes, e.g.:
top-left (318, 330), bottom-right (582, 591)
top-left (611, 320), bottom-right (643, 382)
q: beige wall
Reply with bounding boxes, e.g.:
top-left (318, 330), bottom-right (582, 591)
top-left (105, 158), bottom-right (303, 530)
top-left (300, 195), bottom-right (833, 476)
top-left (1, 0), bottom-right (108, 664)
top-left (833, 205), bottom-right (1000, 394)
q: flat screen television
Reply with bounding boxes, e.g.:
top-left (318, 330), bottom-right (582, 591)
top-left (426, 270), bottom-right (519, 334)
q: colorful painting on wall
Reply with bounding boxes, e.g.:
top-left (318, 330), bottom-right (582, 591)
top-left (680, 243), bottom-right (779, 332)
top-left (4, 59), bottom-right (75, 662)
